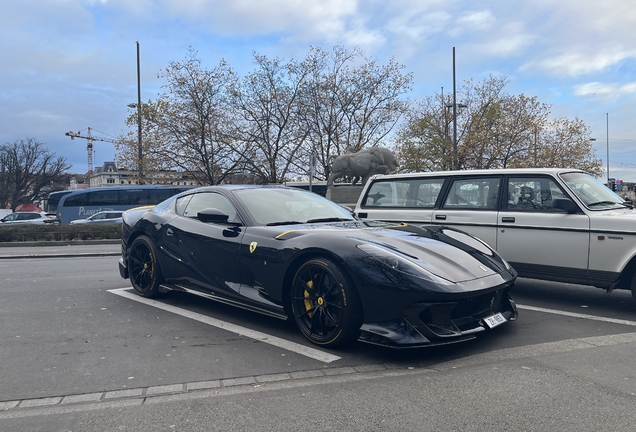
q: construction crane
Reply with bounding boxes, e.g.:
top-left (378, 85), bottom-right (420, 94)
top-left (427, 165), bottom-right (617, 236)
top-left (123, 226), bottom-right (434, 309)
top-left (65, 127), bottom-right (115, 173)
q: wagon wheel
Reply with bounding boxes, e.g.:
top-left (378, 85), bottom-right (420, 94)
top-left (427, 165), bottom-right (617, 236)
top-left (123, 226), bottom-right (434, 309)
top-left (128, 235), bottom-right (164, 298)
top-left (291, 258), bottom-right (363, 347)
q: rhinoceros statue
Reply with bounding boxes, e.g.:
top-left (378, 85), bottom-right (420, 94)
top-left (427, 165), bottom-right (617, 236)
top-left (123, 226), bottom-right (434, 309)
top-left (327, 147), bottom-right (398, 187)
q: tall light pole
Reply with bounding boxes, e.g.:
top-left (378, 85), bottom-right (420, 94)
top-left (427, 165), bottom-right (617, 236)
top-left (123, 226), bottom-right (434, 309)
top-left (452, 47), bottom-right (458, 170)
top-left (606, 112), bottom-right (610, 187)
top-left (135, 41), bottom-right (143, 184)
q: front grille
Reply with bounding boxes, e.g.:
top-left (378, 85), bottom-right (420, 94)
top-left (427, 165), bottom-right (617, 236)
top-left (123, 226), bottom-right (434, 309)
top-left (412, 288), bottom-right (508, 336)
top-left (450, 289), bottom-right (503, 320)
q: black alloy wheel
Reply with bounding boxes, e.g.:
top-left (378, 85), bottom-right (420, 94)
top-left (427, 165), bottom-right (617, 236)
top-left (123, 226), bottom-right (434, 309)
top-left (128, 235), bottom-right (164, 298)
top-left (291, 258), bottom-right (363, 347)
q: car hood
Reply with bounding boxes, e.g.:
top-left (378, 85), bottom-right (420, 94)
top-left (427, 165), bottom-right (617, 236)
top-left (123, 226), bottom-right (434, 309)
top-left (274, 221), bottom-right (509, 283)
top-left (589, 207), bottom-right (636, 232)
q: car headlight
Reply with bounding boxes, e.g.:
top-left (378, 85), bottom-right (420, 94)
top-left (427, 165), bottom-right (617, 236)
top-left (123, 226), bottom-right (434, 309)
top-left (356, 243), bottom-right (453, 285)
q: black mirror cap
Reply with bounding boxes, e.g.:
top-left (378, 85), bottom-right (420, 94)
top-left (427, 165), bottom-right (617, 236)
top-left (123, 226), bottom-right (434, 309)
top-left (197, 208), bottom-right (230, 223)
top-left (552, 198), bottom-right (578, 214)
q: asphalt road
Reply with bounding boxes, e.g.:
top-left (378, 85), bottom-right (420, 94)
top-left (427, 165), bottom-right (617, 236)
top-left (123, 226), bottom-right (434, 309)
top-left (1, 247), bottom-right (636, 431)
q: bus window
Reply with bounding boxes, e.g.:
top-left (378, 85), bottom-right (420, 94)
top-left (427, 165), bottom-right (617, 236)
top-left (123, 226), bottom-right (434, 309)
top-left (64, 192), bottom-right (89, 207)
top-left (148, 189), bottom-right (172, 203)
top-left (89, 190), bottom-right (119, 206)
top-left (119, 190), bottom-right (149, 205)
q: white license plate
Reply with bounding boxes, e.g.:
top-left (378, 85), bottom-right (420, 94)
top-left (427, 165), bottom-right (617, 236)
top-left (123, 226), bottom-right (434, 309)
top-left (483, 312), bottom-right (506, 329)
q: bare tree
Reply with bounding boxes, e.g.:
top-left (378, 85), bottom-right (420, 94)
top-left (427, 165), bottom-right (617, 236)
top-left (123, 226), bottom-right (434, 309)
top-left (116, 49), bottom-right (242, 185)
top-left (231, 53), bottom-right (311, 183)
top-left (0, 138), bottom-right (71, 210)
top-left (300, 46), bottom-right (413, 180)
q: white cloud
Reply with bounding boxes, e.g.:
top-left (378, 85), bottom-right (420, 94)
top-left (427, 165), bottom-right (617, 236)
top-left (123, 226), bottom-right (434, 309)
top-left (574, 81), bottom-right (636, 102)
top-left (522, 48), bottom-right (636, 77)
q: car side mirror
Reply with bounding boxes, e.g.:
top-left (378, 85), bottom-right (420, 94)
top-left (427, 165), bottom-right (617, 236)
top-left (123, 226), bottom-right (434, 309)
top-left (197, 208), bottom-right (230, 223)
top-left (552, 198), bottom-right (578, 214)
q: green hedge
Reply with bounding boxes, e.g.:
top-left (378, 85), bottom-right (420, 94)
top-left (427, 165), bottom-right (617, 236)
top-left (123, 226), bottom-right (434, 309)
top-left (0, 224), bottom-right (121, 243)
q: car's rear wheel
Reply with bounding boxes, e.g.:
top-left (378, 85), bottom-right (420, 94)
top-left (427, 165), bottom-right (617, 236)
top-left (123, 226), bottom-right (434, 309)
top-left (291, 258), bottom-right (363, 347)
top-left (128, 235), bottom-right (163, 298)
top-left (631, 272), bottom-right (636, 302)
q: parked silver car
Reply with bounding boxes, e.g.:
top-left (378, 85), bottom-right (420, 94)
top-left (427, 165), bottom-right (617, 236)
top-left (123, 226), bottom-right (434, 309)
top-left (70, 211), bottom-right (123, 225)
top-left (0, 212), bottom-right (60, 225)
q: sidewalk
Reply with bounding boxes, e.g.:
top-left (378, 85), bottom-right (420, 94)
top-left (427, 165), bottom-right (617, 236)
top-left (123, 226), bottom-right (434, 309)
top-left (0, 240), bottom-right (120, 259)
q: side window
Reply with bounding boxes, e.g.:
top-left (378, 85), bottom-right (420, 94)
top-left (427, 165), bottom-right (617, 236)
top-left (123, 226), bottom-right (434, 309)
top-left (363, 179), bottom-right (442, 208)
top-left (175, 195), bottom-right (193, 216)
top-left (363, 181), bottom-right (400, 207)
top-left (443, 178), bottom-right (500, 209)
top-left (506, 177), bottom-right (566, 210)
top-left (412, 179), bottom-right (444, 208)
top-left (183, 193), bottom-right (238, 222)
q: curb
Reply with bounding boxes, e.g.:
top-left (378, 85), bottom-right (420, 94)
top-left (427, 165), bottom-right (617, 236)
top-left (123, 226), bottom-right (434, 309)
top-left (0, 252), bottom-right (121, 260)
top-left (0, 239), bottom-right (120, 248)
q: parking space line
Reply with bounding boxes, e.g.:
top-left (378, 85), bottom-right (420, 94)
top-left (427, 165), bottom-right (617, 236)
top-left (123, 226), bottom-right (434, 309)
top-left (517, 304), bottom-right (636, 327)
top-left (107, 288), bottom-right (341, 363)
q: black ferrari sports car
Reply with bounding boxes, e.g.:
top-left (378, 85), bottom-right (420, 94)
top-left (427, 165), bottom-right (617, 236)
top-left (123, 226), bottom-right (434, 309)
top-left (118, 185), bottom-right (518, 348)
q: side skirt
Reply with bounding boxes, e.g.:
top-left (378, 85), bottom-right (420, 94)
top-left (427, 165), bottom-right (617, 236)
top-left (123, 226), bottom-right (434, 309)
top-left (159, 283), bottom-right (289, 321)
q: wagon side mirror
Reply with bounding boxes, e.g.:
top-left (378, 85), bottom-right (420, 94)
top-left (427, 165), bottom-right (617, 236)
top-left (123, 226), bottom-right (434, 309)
top-left (552, 198), bottom-right (578, 214)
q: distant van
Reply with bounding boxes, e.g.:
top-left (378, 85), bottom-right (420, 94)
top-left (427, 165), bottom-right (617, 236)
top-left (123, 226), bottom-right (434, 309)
top-left (354, 168), bottom-right (636, 299)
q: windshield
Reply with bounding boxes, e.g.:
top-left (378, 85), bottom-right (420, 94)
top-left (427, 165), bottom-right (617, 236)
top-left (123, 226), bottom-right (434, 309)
top-left (560, 172), bottom-right (626, 210)
top-left (232, 187), bottom-right (356, 226)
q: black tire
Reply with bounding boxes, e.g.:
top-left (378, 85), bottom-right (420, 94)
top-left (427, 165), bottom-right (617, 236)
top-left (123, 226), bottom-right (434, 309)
top-left (631, 272), bottom-right (636, 302)
top-left (128, 235), bottom-right (164, 298)
top-left (291, 258), bottom-right (363, 347)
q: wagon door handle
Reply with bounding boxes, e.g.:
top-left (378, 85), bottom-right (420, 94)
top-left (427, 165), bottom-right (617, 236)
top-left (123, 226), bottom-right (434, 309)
top-left (435, 215), bottom-right (446, 220)
top-left (166, 228), bottom-right (174, 236)
top-left (501, 217), bottom-right (515, 223)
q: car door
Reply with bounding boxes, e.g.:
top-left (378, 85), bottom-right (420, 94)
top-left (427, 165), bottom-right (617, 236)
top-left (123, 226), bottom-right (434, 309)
top-left (161, 191), bottom-right (246, 298)
top-left (431, 176), bottom-right (501, 247)
top-left (496, 175), bottom-right (590, 284)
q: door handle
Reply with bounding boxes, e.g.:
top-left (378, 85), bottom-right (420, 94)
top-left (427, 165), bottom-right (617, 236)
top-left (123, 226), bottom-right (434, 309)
top-left (501, 217), bottom-right (515, 223)
top-left (435, 215), bottom-right (446, 220)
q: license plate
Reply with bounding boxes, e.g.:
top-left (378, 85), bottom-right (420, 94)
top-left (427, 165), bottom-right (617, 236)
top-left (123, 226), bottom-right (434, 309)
top-left (483, 312), bottom-right (506, 329)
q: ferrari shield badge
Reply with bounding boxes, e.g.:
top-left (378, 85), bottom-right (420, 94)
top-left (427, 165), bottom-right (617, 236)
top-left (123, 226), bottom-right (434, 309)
top-left (249, 242), bottom-right (258, 253)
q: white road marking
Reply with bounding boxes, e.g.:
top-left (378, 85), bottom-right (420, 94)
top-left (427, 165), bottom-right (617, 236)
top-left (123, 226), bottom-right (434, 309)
top-left (108, 288), bottom-right (341, 363)
top-left (517, 304), bottom-right (636, 327)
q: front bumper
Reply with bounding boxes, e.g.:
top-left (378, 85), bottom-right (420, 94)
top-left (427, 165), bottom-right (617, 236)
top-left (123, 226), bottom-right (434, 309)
top-left (358, 285), bottom-right (517, 348)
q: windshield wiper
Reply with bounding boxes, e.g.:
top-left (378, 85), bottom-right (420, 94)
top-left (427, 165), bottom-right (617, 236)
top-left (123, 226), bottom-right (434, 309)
top-left (587, 201), bottom-right (622, 207)
top-left (306, 217), bottom-right (353, 224)
top-left (265, 221), bottom-right (303, 226)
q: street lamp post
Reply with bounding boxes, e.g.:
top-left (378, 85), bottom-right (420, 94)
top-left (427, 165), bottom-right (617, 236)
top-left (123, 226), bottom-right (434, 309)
top-left (606, 113), bottom-right (610, 187)
top-left (128, 42), bottom-right (143, 185)
top-left (449, 47), bottom-right (468, 170)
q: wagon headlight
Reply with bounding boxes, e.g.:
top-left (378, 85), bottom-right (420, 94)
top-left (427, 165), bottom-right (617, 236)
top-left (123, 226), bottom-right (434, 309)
top-left (356, 243), bottom-right (453, 285)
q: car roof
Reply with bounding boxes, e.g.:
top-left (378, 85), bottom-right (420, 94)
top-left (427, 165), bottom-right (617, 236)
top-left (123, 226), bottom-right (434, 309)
top-left (369, 167), bottom-right (586, 181)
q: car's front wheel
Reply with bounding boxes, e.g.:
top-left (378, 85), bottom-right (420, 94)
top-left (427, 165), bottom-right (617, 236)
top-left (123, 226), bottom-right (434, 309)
top-left (291, 258), bottom-right (363, 347)
top-left (631, 272), bottom-right (636, 302)
top-left (128, 235), bottom-right (164, 298)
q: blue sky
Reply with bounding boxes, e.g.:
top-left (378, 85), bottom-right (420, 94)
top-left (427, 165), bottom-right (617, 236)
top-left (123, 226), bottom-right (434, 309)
top-left (2, 0), bottom-right (635, 180)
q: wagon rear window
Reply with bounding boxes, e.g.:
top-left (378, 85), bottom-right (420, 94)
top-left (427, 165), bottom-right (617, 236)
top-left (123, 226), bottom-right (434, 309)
top-left (363, 178), bottom-right (444, 208)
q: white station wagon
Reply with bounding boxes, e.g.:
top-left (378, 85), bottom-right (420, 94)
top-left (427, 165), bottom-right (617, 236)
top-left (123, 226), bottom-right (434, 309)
top-left (354, 168), bottom-right (636, 299)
